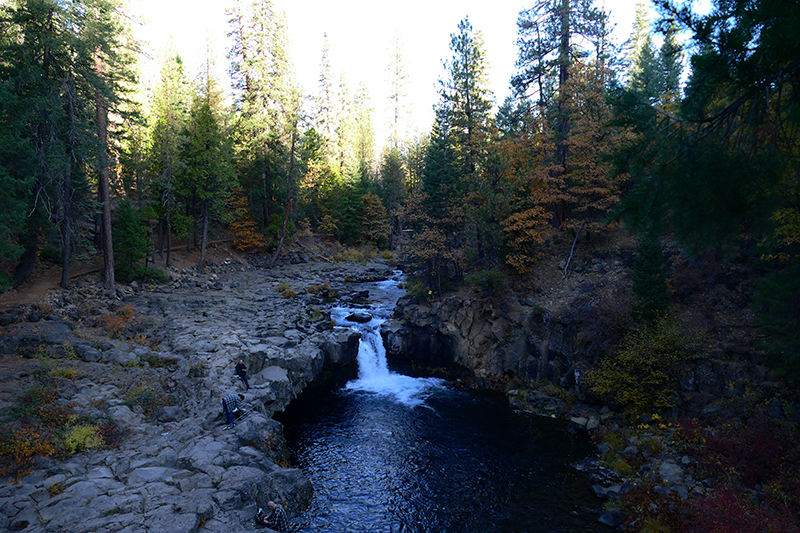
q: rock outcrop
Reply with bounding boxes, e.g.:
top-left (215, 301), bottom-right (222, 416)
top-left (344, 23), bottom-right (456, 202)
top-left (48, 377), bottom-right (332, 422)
top-left (387, 293), bottom-right (587, 387)
top-left (387, 292), bottom-right (788, 416)
top-left (0, 260), bottom-right (395, 532)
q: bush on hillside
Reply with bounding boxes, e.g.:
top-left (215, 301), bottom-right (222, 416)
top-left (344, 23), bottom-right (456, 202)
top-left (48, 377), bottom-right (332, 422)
top-left (587, 317), bottom-right (701, 419)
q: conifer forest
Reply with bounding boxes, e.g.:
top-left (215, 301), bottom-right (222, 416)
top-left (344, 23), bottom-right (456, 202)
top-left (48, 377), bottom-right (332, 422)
top-left (1, 0), bottom-right (798, 367)
top-left (2, 0), bottom-right (798, 367)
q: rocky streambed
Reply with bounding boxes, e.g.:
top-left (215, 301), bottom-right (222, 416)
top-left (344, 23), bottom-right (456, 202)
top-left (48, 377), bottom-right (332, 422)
top-left (0, 258), bottom-right (396, 533)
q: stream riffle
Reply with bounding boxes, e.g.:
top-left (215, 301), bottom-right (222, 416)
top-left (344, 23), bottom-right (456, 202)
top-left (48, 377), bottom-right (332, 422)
top-left (277, 274), bottom-right (609, 532)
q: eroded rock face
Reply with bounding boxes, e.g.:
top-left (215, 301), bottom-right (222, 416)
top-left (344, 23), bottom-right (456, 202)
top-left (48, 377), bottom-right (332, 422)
top-left (0, 260), bottom-right (395, 532)
top-left (388, 292), bottom-right (780, 415)
top-left (388, 294), bottom-right (584, 386)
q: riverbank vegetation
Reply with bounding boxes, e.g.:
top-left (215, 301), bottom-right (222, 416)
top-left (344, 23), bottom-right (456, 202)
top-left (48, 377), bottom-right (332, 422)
top-left (2, 0), bottom-right (799, 530)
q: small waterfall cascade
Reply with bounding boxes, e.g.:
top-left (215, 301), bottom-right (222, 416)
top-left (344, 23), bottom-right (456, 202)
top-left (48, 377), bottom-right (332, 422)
top-left (331, 275), bottom-right (442, 406)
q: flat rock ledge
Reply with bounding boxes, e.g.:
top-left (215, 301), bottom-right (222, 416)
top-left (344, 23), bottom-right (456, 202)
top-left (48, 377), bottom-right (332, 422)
top-left (1, 260), bottom-right (395, 533)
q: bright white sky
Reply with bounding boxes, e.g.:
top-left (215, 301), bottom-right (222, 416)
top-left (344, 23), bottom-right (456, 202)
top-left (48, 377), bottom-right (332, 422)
top-left (128, 0), bottom-right (663, 146)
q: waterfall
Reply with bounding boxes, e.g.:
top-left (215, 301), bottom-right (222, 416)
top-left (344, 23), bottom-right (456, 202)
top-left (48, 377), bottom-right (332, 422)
top-left (333, 276), bottom-right (442, 406)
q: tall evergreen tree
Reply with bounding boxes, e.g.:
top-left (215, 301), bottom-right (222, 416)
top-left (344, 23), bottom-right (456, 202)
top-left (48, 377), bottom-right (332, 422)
top-left (182, 49), bottom-right (235, 273)
top-left (228, 0), bottom-right (297, 229)
top-left (657, 22), bottom-right (682, 103)
top-left (148, 48), bottom-right (191, 268)
top-left (0, 0), bottom-right (134, 290)
top-left (316, 34), bottom-right (335, 143)
top-left (513, 0), bottom-right (608, 227)
top-left (385, 33), bottom-right (411, 148)
top-left (379, 146), bottom-right (406, 248)
top-left (626, 3), bottom-right (664, 102)
top-left (439, 17), bottom-right (493, 179)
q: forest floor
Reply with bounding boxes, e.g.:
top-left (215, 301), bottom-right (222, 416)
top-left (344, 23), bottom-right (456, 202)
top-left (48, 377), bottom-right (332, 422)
top-left (0, 238), bottom-right (245, 312)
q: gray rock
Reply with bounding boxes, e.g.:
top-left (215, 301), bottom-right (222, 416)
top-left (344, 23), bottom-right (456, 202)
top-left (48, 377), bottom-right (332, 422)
top-left (145, 509), bottom-right (201, 533)
top-left (109, 348), bottom-right (137, 366)
top-left (658, 461), bottom-right (684, 485)
top-left (155, 405), bottom-right (186, 422)
top-left (622, 445), bottom-right (638, 456)
top-left (76, 344), bottom-right (102, 362)
top-left (125, 466), bottom-right (178, 486)
top-left (106, 405), bottom-right (142, 430)
top-left (596, 442), bottom-right (612, 454)
top-left (569, 416), bottom-right (588, 431)
top-left (345, 311), bottom-right (372, 323)
top-left (598, 508), bottom-right (624, 527)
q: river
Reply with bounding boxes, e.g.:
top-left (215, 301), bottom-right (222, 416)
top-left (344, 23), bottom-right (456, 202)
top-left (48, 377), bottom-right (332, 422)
top-left (277, 274), bottom-right (608, 532)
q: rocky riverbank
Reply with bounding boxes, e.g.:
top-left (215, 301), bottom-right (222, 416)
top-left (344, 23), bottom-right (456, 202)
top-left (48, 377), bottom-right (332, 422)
top-left (386, 283), bottom-right (800, 530)
top-left (0, 255), bottom-right (396, 533)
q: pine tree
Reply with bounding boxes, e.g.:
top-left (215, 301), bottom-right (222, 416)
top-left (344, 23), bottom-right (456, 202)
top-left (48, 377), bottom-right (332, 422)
top-left (0, 0), bottom-right (134, 290)
top-left (439, 17), bottom-right (493, 179)
top-left (437, 17), bottom-right (498, 266)
top-left (182, 92), bottom-right (235, 272)
top-left (632, 230), bottom-right (670, 322)
top-left (379, 147), bottom-right (406, 248)
top-left (385, 33), bottom-right (411, 148)
top-left (513, 0), bottom-right (608, 227)
top-left (626, 3), bottom-right (662, 101)
top-left (227, 187), bottom-right (266, 252)
top-left (315, 33), bottom-right (336, 149)
top-left (360, 193), bottom-right (389, 247)
top-left (352, 82), bottom-right (375, 174)
top-left (148, 48), bottom-right (191, 268)
top-left (112, 199), bottom-right (151, 282)
top-left (228, 0), bottom-right (298, 230)
top-left (562, 59), bottom-right (633, 235)
top-left (657, 22), bottom-right (682, 104)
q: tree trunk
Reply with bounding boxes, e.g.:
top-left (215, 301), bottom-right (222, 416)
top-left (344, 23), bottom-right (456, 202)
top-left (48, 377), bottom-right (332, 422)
top-left (14, 220), bottom-right (40, 288)
top-left (157, 219), bottom-right (164, 259)
top-left (270, 129), bottom-right (296, 266)
top-left (553, 0), bottom-right (571, 228)
top-left (95, 48), bottom-right (114, 294)
top-left (61, 80), bottom-right (77, 289)
top-left (199, 199), bottom-right (209, 274)
top-left (165, 141), bottom-right (173, 267)
top-left (166, 201), bottom-right (172, 267)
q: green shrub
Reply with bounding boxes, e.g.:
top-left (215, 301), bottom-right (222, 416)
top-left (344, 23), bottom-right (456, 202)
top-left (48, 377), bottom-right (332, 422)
top-left (123, 385), bottom-right (172, 417)
top-left (606, 455), bottom-right (635, 476)
top-left (140, 354), bottom-right (178, 368)
top-left (51, 365), bottom-right (85, 380)
top-left (587, 317), bottom-right (700, 420)
top-left (138, 266), bottom-right (169, 283)
top-left (276, 281), bottom-right (291, 292)
top-left (62, 425), bottom-right (103, 454)
top-left (632, 231), bottom-right (671, 322)
top-left (466, 268), bottom-right (504, 296)
top-left (342, 247), bottom-right (365, 262)
top-left (113, 199), bottom-right (152, 283)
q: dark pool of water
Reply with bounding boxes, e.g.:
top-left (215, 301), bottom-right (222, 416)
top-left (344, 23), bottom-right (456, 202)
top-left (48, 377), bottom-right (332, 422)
top-left (279, 383), bottom-right (609, 533)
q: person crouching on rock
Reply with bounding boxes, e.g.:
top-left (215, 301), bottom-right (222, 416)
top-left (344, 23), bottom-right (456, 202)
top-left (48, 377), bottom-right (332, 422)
top-left (256, 501), bottom-right (289, 531)
top-left (235, 359), bottom-right (250, 390)
top-left (222, 393), bottom-right (244, 427)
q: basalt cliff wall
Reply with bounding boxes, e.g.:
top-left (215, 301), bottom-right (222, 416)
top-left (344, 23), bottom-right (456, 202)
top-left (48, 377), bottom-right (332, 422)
top-left (385, 291), bottom-right (789, 417)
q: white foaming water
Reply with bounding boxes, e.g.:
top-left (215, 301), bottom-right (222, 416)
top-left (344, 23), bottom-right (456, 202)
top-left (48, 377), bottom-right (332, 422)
top-left (335, 274), bottom-right (443, 406)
